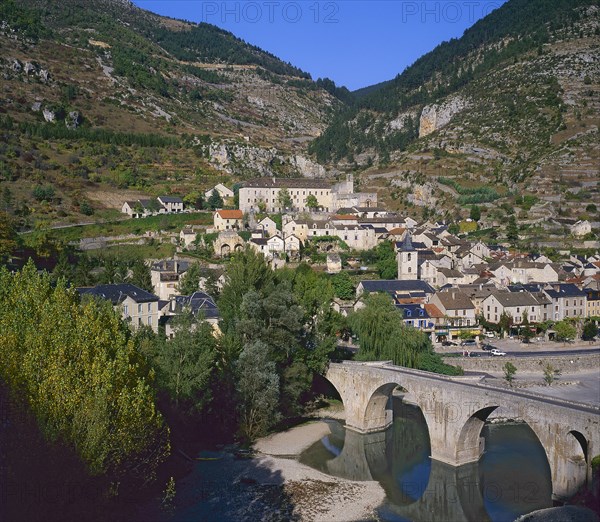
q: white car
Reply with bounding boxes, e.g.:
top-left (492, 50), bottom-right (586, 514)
top-left (484, 332), bottom-right (495, 338)
top-left (490, 349), bottom-right (506, 356)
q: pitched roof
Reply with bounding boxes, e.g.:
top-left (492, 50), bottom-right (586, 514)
top-left (172, 291), bottom-right (220, 319)
top-left (359, 279), bottom-right (435, 294)
top-left (486, 291), bottom-right (540, 307)
top-left (424, 303), bottom-right (444, 318)
top-left (158, 196), bottom-right (183, 203)
top-left (216, 209), bottom-right (243, 219)
top-left (77, 284), bottom-right (158, 304)
top-left (543, 283), bottom-right (586, 299)
top-left (243, 178), bottom-right (331, 189)
top-left (434, 291), bottom-right (475, 310)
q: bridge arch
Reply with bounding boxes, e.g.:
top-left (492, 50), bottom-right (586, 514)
top-left (457, 406), bottom-right (498, 464)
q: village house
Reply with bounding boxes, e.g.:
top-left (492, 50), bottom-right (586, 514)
top-left (204, 183), bottom-right (234, 201)
top-left (157, 196), bottom-right (184, 213)
top-left (482, 291), bottom-right (542, 325)
top-left (213, 209), bottom-right (244, 231)
top-left (257, 216), bottom-right (278, 237)
top-left (570, 220), bottom-right (592, 238)
top-left (77, 283), bottom-right (160, 333)
top-left (150, 259), bottom-right (191, 300)
top-left (161, 291), bottom-right (221, 338)
top-left (122, 196), bottom-right (184, 217)
top-left (428, 290), bottom-right (477, 329)
top-left (543, 283), bottom-right (587, 321)
top-left (584, 283), bottom-right (600, 318)
top-left (179, 227), bottom-right (197, 248)
top-left (121, 199), bottom-right (158, 218)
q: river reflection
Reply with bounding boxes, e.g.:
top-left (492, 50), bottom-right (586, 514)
top-left (300, 396), bottom-right (552, 522)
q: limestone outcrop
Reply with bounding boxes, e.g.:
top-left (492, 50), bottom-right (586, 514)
top-left (419, 96), bottom-right (468, 138)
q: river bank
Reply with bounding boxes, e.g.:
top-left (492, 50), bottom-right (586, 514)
top-left (138, 406), bottom-right (386, 522)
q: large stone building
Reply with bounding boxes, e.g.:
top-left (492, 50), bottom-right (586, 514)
top-left (238, 175), bottom-right (376, 214)
top-left (77, 283), bottom-right (160, 333)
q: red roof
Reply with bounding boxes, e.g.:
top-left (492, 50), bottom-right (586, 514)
top-left (424, 303), bottom-right (444, 318)
top-left (216, 210), bottom-right (243, 219)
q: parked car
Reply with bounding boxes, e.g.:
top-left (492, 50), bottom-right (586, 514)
top-left (490, 349), bottom-right (506, 356)
top-left (461, 339), bottom-right (477, 346)
top-left (484, 332), bottom-right (495, 338)
top-left (481, 343), bottom-right (495, 351)
top-left (442, 340), bottom-right (458, 347)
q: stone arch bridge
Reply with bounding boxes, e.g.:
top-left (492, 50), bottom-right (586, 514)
top-left (325, 361), bottom-right (600, 501)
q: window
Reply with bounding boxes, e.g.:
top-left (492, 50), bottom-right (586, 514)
top-left (408, 267), bottom-right (412, 273)
top-left (407, 253), bottom-right (411, 261)
top-left (487, 305), bottom-right (490, 312)
top-left (138, 304), bottom-right (142, 314)
top-left (147, 316), bottom-right (152, 326)
top-left (148, 303), bottom-right (152, 312)
top-left (406, 310), bottom-right (411, 317)
top-left (123, 305), bottom-right (129, 316)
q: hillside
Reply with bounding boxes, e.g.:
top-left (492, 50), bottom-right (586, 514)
top-left (310, 0), bottom-right (599, 238)
top-left (0, 0), bottom-right (345, 226)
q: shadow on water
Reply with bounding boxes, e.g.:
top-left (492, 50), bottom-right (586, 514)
top-left (133, 453), bottom-right (300, 522)
top-left (300, 395), bottom-right (552, 522)
top-left (1, 381), bottom-right (299, 522)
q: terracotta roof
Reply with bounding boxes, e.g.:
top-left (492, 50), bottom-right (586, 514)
top-left (333, 214), bottom-right (358, 220)
top-left (424, 303), bottom-right (444, 318)
top-left (388, 227), bottom-right (406, 235)
top-left (216, 209), bottom-right (243, 219)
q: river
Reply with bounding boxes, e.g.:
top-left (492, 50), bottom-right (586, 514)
top-left (299, 397), bottom-right (552, 522)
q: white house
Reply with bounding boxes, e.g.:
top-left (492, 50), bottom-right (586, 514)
top-left (285, 234), bottom-right (302, 253)
top-left (213, 209), bottom-right (244, 231)
top-left (157, 196), bottom-right (184, 213)
top-left (570, 220), bottom-right (592, 238)
top-left (77, 284), bottom-right (160, 333)
top-left (204, 183), bottom-right (234, 200)
top-left (258, 216), bottom-right (278, 237)
top-left (179, 227), bottom-right (197, 248)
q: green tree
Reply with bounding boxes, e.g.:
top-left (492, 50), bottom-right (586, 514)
top-left (130, 258), bottom-right (153, 292)
top-left (178, 263), bottom-right (201, 295)
top-left (503, 362), bottom-right (517, 386)
top-left (543, 363), bottom-right (560, 385)
top-left (0, 211), bottom-right (18, 261)
top-left (554, 320), bottom-right (576, 341)
top-left (520, 311), bottom-right (535, 343)
top-left (152, 311), bottom-right (217, 413)
top-left (0, 262), bottom-right (169, 480)
top-left (277, 188), bottom-right (292, 210)
top-left (218, 247), bottom-right (274, 331)
top-left (306, 194), bottom-right (319, 211)
top-left (235, 340), bottom-right (280, 440)
top-left (375, 241), bottom-right (397, 279)
top-left (331, 271), bottom-right (355, 300)
top-left (2, 186), bottom-right (13, 211)
top-left (582, 321), bottom-right (598, 341)
top-left (470, 205), bottom-right (481, 222)
top-left (207, 189), bottom-right (223, 210)
top-left (499, 311), bottom-right (513, 335)
top-left (349, 293), bottom-right (461, 375)
top-left (506, 215), bottom-right (519, 244)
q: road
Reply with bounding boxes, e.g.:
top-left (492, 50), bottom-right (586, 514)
top-left (445, 348), bottom-right (600, 358)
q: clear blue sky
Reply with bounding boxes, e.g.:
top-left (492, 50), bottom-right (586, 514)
top-left (133, 0), bottom-right (507, 91)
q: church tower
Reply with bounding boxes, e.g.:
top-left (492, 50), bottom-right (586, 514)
top-left (397, 233), bottom-right (418, 280)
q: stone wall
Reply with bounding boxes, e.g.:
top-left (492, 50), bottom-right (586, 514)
top-left (444, 353), bottom-right (600, 374)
